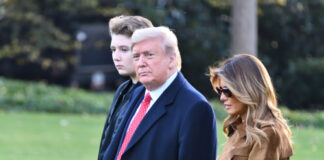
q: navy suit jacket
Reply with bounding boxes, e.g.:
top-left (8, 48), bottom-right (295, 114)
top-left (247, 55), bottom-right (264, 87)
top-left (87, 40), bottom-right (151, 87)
top-left (103, 72), bottom-right (217, 160)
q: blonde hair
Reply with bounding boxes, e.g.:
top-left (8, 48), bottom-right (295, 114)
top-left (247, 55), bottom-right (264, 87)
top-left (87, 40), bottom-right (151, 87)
top-left (209, 54), bottom-right (292, 153)
top-left (131, 26), bottom-right (182, 71)
top-left (109, 15), bottom-right (153, 37)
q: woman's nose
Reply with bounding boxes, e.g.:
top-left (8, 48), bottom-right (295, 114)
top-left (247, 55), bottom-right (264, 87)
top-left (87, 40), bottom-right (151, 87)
top-left (220, 92), bottom-right (227, 101)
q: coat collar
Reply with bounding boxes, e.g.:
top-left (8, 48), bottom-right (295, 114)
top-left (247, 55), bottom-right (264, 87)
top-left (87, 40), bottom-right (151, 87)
top-left (102, 82), bottom-right (145, 160)
top-left (108, 80), bottom-right (133, 119)
top-left (231, 118), bottom-right (247, 139)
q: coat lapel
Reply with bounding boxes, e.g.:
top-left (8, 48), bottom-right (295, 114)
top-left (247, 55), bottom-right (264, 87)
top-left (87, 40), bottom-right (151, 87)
top-left (99, 80), bottom-right (130, 155)
top-left (124, 72), bottom-right (186, 154)
top-left (103, 85), bottom-right (145, 160)
top-left (108, 80), bottom-right (131, 122)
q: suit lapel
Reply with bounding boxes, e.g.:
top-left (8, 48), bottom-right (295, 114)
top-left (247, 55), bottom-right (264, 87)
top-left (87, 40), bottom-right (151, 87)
top-left (124, 72), bottom-right (186, 153)
top-left (124, 99), bottom-right (167, 152)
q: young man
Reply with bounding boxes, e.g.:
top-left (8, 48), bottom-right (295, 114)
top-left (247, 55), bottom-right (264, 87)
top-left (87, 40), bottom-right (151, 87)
top-left (98, 15), bottom-right (153, 160)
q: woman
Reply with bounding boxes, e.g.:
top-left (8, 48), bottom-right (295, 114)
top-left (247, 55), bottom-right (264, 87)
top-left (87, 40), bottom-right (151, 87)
top-left (209, 54), bottom-right (293, 160)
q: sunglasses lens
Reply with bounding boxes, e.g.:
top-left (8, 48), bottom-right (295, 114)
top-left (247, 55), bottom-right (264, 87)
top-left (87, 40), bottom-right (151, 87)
top-left (215, 87), bottom-right (232, 97)
top-left (222, 88), bottom-right (232, 97)
top-left (216, 87), bottom-right (222, 95)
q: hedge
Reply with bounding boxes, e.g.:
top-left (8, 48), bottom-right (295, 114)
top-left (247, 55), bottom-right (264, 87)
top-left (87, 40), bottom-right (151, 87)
top-left (1, 77), bottom-right (323, 128)
top-left (0, 77), bottom-right (113, 114)
top-left (210, 100), bottom-right (324, 128)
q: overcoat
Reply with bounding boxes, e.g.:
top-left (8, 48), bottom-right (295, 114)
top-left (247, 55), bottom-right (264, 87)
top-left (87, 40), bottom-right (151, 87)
top-left (103, 72), bottom-right (218, 160)
top-left (218, 119), bottom-right (293, 160)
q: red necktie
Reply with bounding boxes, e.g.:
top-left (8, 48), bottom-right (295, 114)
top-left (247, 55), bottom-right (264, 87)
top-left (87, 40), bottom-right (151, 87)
top-left (116, 93), bottom-right (152, 160)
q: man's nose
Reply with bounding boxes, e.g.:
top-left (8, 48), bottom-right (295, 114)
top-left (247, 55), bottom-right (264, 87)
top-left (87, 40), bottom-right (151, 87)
top-left (137, 54), bottom-right (146, 66)
top-left (112, 50), bottom-right (121, 61)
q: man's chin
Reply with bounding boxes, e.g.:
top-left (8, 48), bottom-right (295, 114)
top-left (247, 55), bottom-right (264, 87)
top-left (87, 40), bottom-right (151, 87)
top-left (118, 71), bottom-right (133, 76)
top-left (139, 78), bottom-right (151, 85)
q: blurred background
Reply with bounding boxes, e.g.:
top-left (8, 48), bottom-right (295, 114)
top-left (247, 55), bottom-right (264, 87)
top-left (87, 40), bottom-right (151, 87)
top-left (0, 0), bottom-right (323, 159)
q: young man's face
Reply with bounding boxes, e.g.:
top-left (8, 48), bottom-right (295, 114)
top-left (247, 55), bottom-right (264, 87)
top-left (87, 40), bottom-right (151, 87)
top-left (110, 34), bottom-right (136, 77)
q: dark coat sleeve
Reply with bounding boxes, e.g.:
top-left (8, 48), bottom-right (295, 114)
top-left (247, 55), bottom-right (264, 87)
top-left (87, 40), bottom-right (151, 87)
top-left (178, 101), bottom-right (217, 160)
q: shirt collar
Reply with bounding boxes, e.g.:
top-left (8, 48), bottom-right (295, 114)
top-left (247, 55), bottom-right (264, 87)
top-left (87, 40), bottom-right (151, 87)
top-left (145, 72), bottom-right (178, 103)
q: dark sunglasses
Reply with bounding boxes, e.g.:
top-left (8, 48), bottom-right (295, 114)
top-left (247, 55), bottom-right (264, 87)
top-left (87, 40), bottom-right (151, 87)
top-left (215, 86), bottom-right (232, 97)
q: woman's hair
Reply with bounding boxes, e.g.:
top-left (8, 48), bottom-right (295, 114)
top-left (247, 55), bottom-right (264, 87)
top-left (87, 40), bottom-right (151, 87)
top-left (109, 15), bottom-right (153, 37)
top-left (131, 26), bottom-right (182, 71)
top-left (209, 54), bottom-right (292, 153)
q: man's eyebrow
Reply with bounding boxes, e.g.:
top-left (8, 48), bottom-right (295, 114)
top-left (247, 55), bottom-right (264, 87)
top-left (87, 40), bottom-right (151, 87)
top-left (118, 45), bottom-right (130, 48)
top-left (132, 50), bottom-right (151, 53)
top-left (142, 50), bottom-right (153, 54)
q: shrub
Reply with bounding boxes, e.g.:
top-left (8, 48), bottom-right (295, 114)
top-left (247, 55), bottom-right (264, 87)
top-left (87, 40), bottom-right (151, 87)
top-left (0, 77), bottom-right (113, 114)
top-left (211, 99), bottom-right (324, 128)
top-left (1, 77), bottom-right (323, 128)
top-left (280, 58), bottom-right (324, 109)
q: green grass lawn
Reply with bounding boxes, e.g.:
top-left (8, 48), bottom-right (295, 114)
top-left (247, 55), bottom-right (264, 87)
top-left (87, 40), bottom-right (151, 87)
top-left (0, 111), bottom-right (106, 160)
top-left (0, 111), bottom-right (323, 160)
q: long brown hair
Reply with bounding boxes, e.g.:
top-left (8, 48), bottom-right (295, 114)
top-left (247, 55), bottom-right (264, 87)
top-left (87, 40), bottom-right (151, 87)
top-left (209, 54), bottom-right (292, 153)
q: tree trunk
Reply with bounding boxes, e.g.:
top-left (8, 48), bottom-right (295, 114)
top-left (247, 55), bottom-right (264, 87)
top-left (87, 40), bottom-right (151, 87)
top-left (230, 0), bottom-right (257, 56)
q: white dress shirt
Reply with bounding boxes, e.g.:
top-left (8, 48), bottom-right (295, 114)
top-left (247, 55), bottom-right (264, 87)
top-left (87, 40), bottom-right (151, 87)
top-left (127, 72), bottom-right (178, 129)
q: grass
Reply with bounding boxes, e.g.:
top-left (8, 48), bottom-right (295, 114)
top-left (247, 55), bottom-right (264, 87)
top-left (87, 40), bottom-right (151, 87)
top-left (291, 126), bottom-right (324, 159)
top-left (0, 111), bottom-right (105, 160)
top-left (0, 111), bottom-right (323, 160)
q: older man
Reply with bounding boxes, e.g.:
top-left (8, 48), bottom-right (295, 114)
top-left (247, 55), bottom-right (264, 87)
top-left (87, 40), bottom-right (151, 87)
top-left (103, 26), bottom-right (217, 160)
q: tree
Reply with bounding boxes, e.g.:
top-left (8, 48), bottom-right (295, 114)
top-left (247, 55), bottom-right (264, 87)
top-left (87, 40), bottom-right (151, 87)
top-left (230, 0), bottom-right (257, 56)
top-left (0, 0), bottom-right (126, 84)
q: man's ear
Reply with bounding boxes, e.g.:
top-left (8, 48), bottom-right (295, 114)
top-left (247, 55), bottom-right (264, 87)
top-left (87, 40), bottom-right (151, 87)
top-left (168, 53), bottom-right (177, 69)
